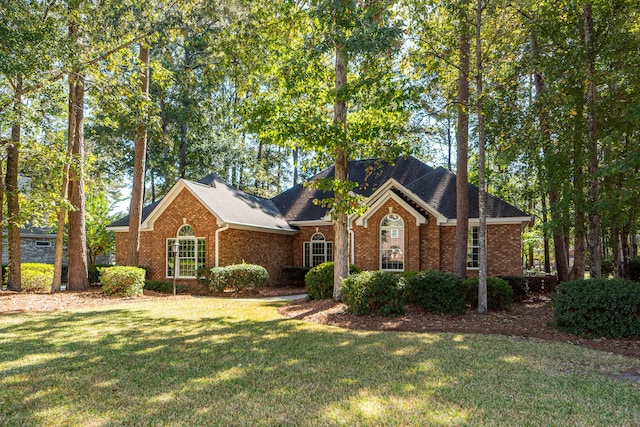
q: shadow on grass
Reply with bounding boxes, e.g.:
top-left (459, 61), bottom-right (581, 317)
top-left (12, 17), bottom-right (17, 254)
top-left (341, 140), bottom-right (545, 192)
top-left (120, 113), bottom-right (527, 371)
top-left (0, 302), bottom-right (638, 426)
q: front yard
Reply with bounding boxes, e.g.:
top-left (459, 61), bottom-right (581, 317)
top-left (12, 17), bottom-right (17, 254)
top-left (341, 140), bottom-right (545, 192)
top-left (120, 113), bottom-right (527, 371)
top-left (1, 296), bottom-right (639, 426)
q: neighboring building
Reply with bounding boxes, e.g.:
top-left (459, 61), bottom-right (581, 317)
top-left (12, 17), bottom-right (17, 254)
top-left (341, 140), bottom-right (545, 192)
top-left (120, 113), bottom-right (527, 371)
top-left (108, 157), bottom-right (531, 288)
top-left (2, 226), bottom-right (58, 265)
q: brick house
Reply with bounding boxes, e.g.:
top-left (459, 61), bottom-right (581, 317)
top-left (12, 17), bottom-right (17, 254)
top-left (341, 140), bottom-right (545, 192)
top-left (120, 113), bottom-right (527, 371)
top-left (108, 157), bottom-right (530, 288)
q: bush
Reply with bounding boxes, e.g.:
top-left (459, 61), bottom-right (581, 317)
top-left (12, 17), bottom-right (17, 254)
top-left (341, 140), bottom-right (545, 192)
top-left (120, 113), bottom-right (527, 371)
top-left (202, 263), bottom-right (269, 292)
top-left (20, 263), bottom-right (54, 293)
top-left (498, 276), bottom-right (529, 300)
top-left (88, 264), bottom-right (113, 285)
top-left (463, 276), bottom-right (513, 310)
top-left (404, 270), bottom-right (466, 315)
top-left (630, 257), bottom-right (640, 282)
top-left (551, 278), bottom-right (640, 339)
top-left (601, 257), bottom-right (615, 276)
top-left (100, 266), bottom-right (146, 297)
top-left (305, 262), bottom-right (361, 300)
top-left (281, 266), bottom-right (311, 287)
top-left (144, 280), bottom-right (189, 294)
top-left (341, 271), bottom-right (404, 316)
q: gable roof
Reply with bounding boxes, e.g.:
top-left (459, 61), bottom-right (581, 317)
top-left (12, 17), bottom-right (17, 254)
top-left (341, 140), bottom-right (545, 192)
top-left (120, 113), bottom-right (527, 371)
top-left (272, 157), bottom-right (529, 223)
top-left (272, 157), bottom-right (434, 222)
top-left (108, 174), bottom-right (294, 233)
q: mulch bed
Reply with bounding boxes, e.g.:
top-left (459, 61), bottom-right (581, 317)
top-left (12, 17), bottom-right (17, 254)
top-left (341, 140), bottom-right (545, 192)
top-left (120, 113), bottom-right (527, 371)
top-left (278, 293), bottom-right (640, 359)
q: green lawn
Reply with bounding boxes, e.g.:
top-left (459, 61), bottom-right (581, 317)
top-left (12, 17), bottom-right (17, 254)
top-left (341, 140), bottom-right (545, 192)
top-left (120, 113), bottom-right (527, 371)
top-left (1, 297), bottom-right (639, 426)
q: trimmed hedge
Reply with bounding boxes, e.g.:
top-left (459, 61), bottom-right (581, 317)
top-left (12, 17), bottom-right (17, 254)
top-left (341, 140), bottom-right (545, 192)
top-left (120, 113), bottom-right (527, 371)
top-left (551, 278), bottom-right (640, 339)
top-left (498, 276), bottom-right (529, 300)
top-left (463, 276), bottom-right (513, 310)
top-left (404, 270), bottom-right (466, 315)
top-left (305, 262), bottom-right (361, 300)
top-left (144, 280), bottom-right (189, 294)
top-left (20, 263), bottom-right (54, 293)
top-left (201, 263), bottom-right (269, 292)
top-left (88, 264), bottom-right (113, 284)
top-left (341, 271), bottom-right (404, 316)
top-left (281, 266), bottom-right (311, 287)
top-left (100, 266), bottom-right (146, 297)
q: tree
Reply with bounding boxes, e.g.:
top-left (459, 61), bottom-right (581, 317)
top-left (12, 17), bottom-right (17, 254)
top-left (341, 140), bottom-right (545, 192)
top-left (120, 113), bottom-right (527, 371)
top-left (452, 0), bottom-right (471, 279)
top-left (126, 43), bottom-right (150, 267)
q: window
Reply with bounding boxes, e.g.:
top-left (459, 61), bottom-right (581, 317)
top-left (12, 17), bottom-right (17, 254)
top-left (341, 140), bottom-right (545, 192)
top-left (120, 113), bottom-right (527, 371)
top-left (380, 214), bottom-right (404, 271)
top-left (167, 225), bottom-right (206, 278)
top-left (304, 232), bottom-right (333, 267)
top-left (467, 226), bottom-right (479, 269)
top-left (35, 241), bottom-right (52, 247)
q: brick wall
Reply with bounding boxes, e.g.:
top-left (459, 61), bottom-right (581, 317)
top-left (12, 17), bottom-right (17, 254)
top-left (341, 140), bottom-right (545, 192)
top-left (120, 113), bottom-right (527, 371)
top-left (115, 188), bottom-right (294, 289)
top-left (218, 228), bottom-right (293, 285)
top-left (439, 223), bottom-right (523, 276)
top-left (352, 198), bottom-right (421, 271)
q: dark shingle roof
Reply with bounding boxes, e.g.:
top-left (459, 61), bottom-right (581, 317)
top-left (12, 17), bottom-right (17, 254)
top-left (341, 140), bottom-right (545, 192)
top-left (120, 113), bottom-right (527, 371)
top-left (108, 174), bottom-right (293, 231)
top-left (404, 167), bottom-right (529, 219)
top-left (272, 157), bottom-right (433, 221)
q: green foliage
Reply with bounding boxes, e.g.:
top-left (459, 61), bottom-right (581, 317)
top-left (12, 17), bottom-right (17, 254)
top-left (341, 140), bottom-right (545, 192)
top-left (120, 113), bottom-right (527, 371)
top-left (88, 264), bottom-right (113, 285)
top-left (498, 276), bottom-right (529, 299)
top-left (629, 257), bottom-right (640, 282)
top-left (601, 257), bottom-right (615, 276)
top-left (404, 271), bottom-right (466, 315)
top-left (341, 271), bottom-right (404, 316)
top-left (20, 263), bottom-right (54, 293)
top-left (463, 277), bottom-right (513, 311)
top-left (144, 280), bottom-right (189, 294)
top-left (305, 262), bottom-right (361, 300)
top-left (100, 266), bottom-right (145, 297)
top-left (552, 279), bottom-right (640, 339)
top-left (202, 264), bottom-right (269, 292)
top-left (281, 266), bottom-right (311, 287)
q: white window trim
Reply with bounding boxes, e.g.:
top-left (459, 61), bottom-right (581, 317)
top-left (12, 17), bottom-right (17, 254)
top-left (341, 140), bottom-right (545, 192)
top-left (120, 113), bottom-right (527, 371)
top-left (303, 232), bottom-right (333, 267)
top-left (380, 214), bottom-right (404, 272)
top-left (166, 225), bottom-right (205, 279)
top-left (467, 226), bottom-right (479, 270)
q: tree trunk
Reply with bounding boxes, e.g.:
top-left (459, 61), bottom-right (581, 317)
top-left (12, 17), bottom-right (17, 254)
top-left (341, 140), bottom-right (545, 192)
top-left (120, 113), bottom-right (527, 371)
top-left (126, 44), bottom-right (150, 267)
top-left (476, 0), bottom-right (487, 313)
top-left (541, 196), bottom-right (551, 273)
top-left (333, 42), bottom-right (349, 301)
top-left (6, 75), bottom-right (22, 292)
top-left (67, 71), bottom-right (89, 290)
top-left (452, 5), bottom-right (470, 279)
top-left (584, 3), bottom-right (602, 278)
top-left (0, 158), bottom-right (4, 288)
top-left (292, 146), bottom-right (299, 186)
top-left (52, 77), bottom-right (76, 293)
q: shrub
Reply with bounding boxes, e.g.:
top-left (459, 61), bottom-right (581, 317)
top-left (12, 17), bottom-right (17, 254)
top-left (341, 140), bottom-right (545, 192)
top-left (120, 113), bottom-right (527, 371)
top-left (601, 257), bottom-right (615, 276)
top-left (203, 263), bottom-right (269, 292)
top-left (305, 262), bottom-right (361, 300)
top-left (630, 257), bottom-right (640, 282)
top-left (100, 266), bottom-right (146, 297)
top-left (20, 263), bottom-right (54, 293)
top-left (551, 278), bottom-right (640, 339)
top-left (341, 271), bottom-right (404, 316)
top-left (463, 276), bottom-right (513, 310)
top-left (88, 264), bottom-right (113, 285)
top-left (498, 276), bottom-right (529, 300)
top-left (281, 266), bottom-right (311, 287)
top-left (144, 280), bottom-right (189, 294)
top-left (404, 270), bottom-right (466, 315)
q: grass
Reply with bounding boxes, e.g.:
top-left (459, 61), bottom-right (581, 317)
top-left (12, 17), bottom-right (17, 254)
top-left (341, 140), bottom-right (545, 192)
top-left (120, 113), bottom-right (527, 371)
top-left (0, 298), bottom-right (639, 426)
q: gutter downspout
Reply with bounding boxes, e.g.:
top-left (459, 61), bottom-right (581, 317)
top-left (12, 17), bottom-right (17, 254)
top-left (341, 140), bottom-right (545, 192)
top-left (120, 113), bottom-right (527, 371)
top-left (215, 223), bottom-right (230, 267)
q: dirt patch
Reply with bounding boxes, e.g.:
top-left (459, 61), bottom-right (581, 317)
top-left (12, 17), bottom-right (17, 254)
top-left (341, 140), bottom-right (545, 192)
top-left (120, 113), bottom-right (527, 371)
top-left (278, 294), bottom-right (640, 359)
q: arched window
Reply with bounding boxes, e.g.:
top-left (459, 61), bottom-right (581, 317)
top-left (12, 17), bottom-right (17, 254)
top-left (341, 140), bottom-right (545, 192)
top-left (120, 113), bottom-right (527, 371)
top-left (167, 225), bottom-right (206, 278)
top-left (304, 232), bottom-right (333, 267)
top-left (380, 214), bottom-right (404, 271)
